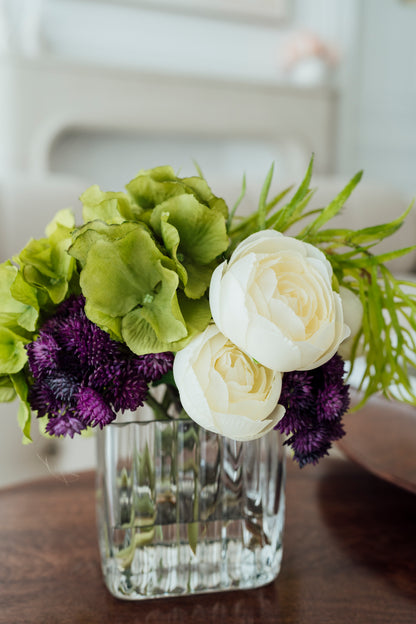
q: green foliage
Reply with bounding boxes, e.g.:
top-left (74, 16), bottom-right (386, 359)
top-left (0, 376), bottom-right (16, 402)
top-left (16, 209), bottom-right (77, 304)
top-left (227, 173), bottom-right (246, 231)
top-left (0, 209), bottom-right (79, 441)
top-left (81, 185), bottom-right (135, 223)
top-left (12, 371), bottom-right (32, 444)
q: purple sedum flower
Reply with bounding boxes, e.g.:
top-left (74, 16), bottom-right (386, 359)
top-left (137, 352), bottom-right (175, 381)
top-left (45, 413), bottom-right (87, 438)
top-left (25, 333), bottom-right (61, 379)
top-left (26, 295), bottom-right (174, 437)
top-left (75, 387), bottom-right (116, 429)
top-left (277, 354), bottom-right (350, 467)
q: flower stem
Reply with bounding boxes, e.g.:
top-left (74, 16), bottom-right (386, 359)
top-left (145, 394), bottom-right (172, 421)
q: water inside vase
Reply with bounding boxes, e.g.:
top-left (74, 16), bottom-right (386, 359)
top-left (104, 517), bottom-right (284, 598)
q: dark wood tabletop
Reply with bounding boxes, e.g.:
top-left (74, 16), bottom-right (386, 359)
top-left (0, 451), bottom-right (415, 624)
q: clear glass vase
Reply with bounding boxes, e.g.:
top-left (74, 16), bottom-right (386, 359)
top-left (95, 396), bottom-right (286, 600)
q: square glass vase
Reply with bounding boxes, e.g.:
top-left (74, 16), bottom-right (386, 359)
top-left (96, 405), bottom-right (286, 600)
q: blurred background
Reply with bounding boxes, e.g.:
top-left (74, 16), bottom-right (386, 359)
top-left (1, 0), bottom-right (415, 486)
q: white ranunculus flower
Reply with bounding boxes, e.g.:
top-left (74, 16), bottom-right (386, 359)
top-left (209, 230), bottom-right (350, 372)
top-left (173, 324), bottom-right (285, 441)
top-left (338, 286), bottom-right (363, 360)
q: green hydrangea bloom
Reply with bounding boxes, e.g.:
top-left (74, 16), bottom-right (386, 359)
top-left (71, 166), bottom-right (229, 355)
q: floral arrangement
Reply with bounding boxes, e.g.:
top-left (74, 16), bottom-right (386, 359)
top-left (1, 159), bottom-right (415, 467)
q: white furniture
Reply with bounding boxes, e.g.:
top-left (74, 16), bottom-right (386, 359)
top-left (1, 56), bottom-right (338, 177)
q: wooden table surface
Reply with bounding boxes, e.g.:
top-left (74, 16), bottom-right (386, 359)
top-left (0, 454), bottom-right (415, 624)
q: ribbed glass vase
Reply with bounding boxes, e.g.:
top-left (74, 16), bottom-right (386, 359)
top-left (95, 396), bottom-right (286, 600)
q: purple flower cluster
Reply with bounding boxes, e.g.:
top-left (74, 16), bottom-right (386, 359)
top-left (26, 296), bottom-right (174, 438)
top-left (277, 354), bottom-right (350, 467)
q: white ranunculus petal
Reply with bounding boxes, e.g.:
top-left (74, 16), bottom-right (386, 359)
top-left (298, 309), bottom-right (350, 370)
top-left (212, 270), bottom-right (250, 345)
top-left (228, 230), bottom-right (285, 263)
top-left (214, 403), bottom-right (286, 441)
top-left (305, 318), bottom-right (335, 350)
top-left (246, 313), bottom-right (302, 371)
top-left (207, 365), bottom-right (230, 413)
top-left (257, 266), bottom-right (278, 301)
top-left (215, 416), bottom-right (273, 441)
top-left (268, 297), bottom-right (305, 340)
top-left (296, 340), bottom-right (328, 370)
top-left (225, 253), bottom-right (257, 290)
top-left (307, 254), bottom-right (333, 281)
top-left (173, 353), bottom-right (213, 426)
top-left (338, 286), bottom-right (363, 360)
top-left (192, 338), bottom-right (214, 393)
top-left (299, 340), bottom-right (341, 371)
top-left (250, 278), bottom-right (272, 318)
top-left (208, 262), bottom-right (226, 328)
top-left (230, 378), bottom-right (282, 419)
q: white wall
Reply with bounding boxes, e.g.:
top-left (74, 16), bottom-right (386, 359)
top-left (352, 0), bottom-right (416, 195)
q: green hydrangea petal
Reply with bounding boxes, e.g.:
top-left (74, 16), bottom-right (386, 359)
top-left (139, 276), bottom-right (187, 343)
top-left (80, 230), bottom-right (171, 314)
top-left (159, 215), bottom-right (188, 287)
top-left (21, 265), bottom-right (68, 305)
top-left (127, 174), bottom-right (188, 211)
top-left (141, 166), bottom-right (177, 182)
top-left (0, 375), bottom-right (16, 402)
top-left (182, 261), bottom-right (214, 299)
top-left (0, 262), bottom-right (38, 364)
top-left (182, 176), bottom-right (228, 218)
top-left (9, 270), bottom-right (39, 332)
top-left (16, 209), bottom-right (76, 305)
top-left (69, 221), bottom-right (139, 266)
top-left (48, 214), bottom-right (76, 279)
top-left (150, 194), bottom-right (229, 265)
top-left (121, 310), bottom-right (172, 355)
top-left (122, 294), bottom-right (211, 355)
top-left (44, 208), bottom-right (75, 237)
top-left (81, 185), bottom-right (136, 223)
top-left (17, 239), bottom-right (55, 277)
top-left (79, 227), bottom-right (187, 350)
top-left (0, 263), bottom-right (39, 332)
top-left (178, 293), bottom-right (211, 337)
top-left (12, 372), bottom-right (32, 444)
top-left (0, 327), bottom-right (28, 375)
top-left (18, 400), bottom-right (32, 444)
top-left (84, 303), bottom-right (123, 342)
top-left (126, 167), bottom-right (192, 210)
